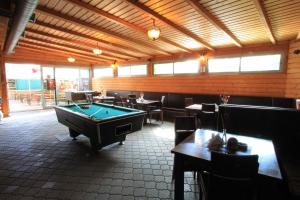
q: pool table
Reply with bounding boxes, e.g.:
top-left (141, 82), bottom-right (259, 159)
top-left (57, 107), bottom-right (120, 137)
top-left (54, 103), bottom-right (146, 150)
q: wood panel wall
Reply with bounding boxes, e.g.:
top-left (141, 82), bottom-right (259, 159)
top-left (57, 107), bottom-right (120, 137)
top-left (92, 42), bottom-right (300, 99)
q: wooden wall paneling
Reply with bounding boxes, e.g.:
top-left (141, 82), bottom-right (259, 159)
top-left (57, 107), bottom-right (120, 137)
top-left (92, 43), bottom-right (297, 98)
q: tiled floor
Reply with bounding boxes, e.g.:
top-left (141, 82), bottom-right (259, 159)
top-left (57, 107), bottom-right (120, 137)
top-left (0, 110), bottom-right (199, 200)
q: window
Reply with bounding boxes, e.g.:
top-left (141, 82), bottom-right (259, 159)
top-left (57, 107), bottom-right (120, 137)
top-left (153, 59), bottom-right (199, 75)
top-left (118, 66), bottom-right (131, 77)
top-left (208, 57), bottom-right (240, 73)
top-left (240, 54), bottom-right (281, 72)
top-left (130, 65), bottom-right (147, 76)
top-left (153, 63), bottom-right (173, 75)
top-left (93, 67), bottom-right (113, 78)
top-left (208, 53), bottom-right (282, 73)
top-left (174, 60), bottom-right (199, 74)
top-left (118, 64), bottom-right (147, 77)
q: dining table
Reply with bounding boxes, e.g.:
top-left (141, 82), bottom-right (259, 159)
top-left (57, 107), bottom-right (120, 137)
top-left (171, 129), bottom-right (282, 200)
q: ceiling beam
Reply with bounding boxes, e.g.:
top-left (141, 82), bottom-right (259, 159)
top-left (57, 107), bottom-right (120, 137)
top-left (124, 0), bottom-right (214, 50)
top-left (64, 0), bottom-right (193, 53)
top-left (13, 46), bottom-right (102, 64)
top-left (20, 40), bottom-right (111, 63)
top-left (36, 5), bottom-right (172, 55)
top-left (25, 28), bottom-right (139, 59)
top-left (253, 0), bottom-right (276, 44)
top-left (297, 32), bottom-right (300, 41)
top-left (24, 35), bottom-right (128, 61)
top-left (186, 0), bottom-right (242, 48)
top-left (31, 20), bottom-right (149, 57)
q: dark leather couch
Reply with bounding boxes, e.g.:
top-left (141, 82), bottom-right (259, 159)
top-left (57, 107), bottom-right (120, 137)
top-left (218, 104), bottom-right (300, 200)
top-left (107, 90), bottom-right (296, 120)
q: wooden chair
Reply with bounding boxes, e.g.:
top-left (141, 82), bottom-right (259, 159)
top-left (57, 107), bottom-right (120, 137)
top-left (198, 103), bottom-right (217, 130)
top-left (85, 93), bottom-right (93, 103)
top-left (128, 94), bottom-right (138, 108)
top-left (172, 116), bottom-right (197, 180)
top-left (199, 151), bottom-right (259, 200)
top-left (148, 96), bottom-right (165, 124)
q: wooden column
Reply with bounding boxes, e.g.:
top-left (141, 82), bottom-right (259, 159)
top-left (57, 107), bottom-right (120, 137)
top-left (147, 62), bottom-right (153, 77)
top-left (0, 54), bottom-right (9, 116)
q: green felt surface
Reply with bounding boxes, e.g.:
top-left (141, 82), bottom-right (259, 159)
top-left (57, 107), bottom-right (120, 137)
top-left (66, 104), bottom-right (135, 119)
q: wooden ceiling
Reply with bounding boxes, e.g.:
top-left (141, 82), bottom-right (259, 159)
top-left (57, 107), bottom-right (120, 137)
top-left (9, 0), bottom-right (300, 65)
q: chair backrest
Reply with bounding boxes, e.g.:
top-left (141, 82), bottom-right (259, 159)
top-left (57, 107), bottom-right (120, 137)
top-left (128, 94), bottom-right (137, 99)
top-left (202, 103), bottom-right (216, 112)
top-left (184, 98), bottom-right (193, 107)
top-left (175, 116), bottom-right (197, 132)
top-left (161, 96), bottom-right (165, 104)
top-left (85, 93), bottom-right (93, 103)
top-left (208, 151), bottom-right (259, 200)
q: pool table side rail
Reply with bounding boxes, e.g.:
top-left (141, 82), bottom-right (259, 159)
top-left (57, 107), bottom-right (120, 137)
top-left (54, 103), bottom-right (146, 123)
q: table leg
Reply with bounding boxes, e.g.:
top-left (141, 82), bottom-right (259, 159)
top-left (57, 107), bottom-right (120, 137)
top-left (174, 154), bottom-right (184, 200)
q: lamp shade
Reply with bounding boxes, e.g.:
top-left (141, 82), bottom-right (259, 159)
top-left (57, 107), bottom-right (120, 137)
top-left (147, 27), bottom-right (160, 40)
top-left (67, 57), bottom-right (75, 62)
top-left (93, 48), bottom-right (102, 55)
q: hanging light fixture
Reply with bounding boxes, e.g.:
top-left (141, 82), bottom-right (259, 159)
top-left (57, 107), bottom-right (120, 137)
top-left (67, 57), bottom-right (76, 63)
top-left (147, 18), bottom-right (161, 41)
top-left (93, 42), bottom-right (102, 55)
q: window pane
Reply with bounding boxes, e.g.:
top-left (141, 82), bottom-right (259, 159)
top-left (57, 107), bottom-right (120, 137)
top-left (241, 54), bottom-right (281, 72)
top-left (80, 69), bottom-right (90, 78)
top-left (174, 60), bottom-right (199, 74)
top-left (94, 67), bottom-right (113, 78)
top-left (153, 63), bottom-right (173, 75)
top-left (118, 66), bottom-right (131, 76)
top-left (131, 64), bottom-right (147, 76)
top-left (208, 57), bottom-right (240, 73)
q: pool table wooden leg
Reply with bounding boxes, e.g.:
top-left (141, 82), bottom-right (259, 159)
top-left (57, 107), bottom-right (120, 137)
top-left (119, 135), bottom-right (126, 145)
top-left (69, 128), bottom-right (80, 140)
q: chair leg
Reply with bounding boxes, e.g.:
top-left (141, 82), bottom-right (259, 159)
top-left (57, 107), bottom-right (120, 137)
top-left (161, 112), bottom-right (163, 124)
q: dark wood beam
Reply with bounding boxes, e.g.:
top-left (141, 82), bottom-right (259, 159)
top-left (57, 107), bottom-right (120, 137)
top-left (24, 35), bottom-right (128, 61)
top-left (36, 5), bottom-right (172, 55)
top-left (32, 20), bottom-right (151, 57)
top-left (124, 0), bottom-right (214, 50)
top-left (253, 0), bottom-right (276, 44)
top-left (64, 0), bottom-right (193, 53)
top-left (186, 0), bottom-right (242, 47)
top-left (25, 28), bottom-right (139, 59)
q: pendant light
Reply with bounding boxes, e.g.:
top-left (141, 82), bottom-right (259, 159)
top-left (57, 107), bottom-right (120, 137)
top-left (147, 18), bottom-right (161, 41)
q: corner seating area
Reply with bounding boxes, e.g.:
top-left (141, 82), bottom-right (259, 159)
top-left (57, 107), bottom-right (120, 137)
top-left (107, 90), bottom-right (299, 199)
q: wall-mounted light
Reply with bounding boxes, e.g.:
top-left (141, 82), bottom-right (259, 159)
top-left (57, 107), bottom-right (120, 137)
top-left (67, 57), bottom-right (76, 63)
top-left (147, 18), bottom-right (161, 41)
top-left (111, 60), bottom-right (117, 68)
top-left (199, 52), bottom-right (207, 73)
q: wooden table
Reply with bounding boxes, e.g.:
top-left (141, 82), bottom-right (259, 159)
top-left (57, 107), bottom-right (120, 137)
top-left (136, 99), bottom-right (160, 123)
top-left (171, 129), bottom-right (282, 200)
top-left (93, 96), bottom-right (115, 103)
top-left (185, 104), bottom-right (218, 115)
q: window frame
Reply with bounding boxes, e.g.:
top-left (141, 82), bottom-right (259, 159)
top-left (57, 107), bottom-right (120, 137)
top-left (207, 51), bottom-right (285, 74)
top-left (153, 59), bottom-right (200, 76)
top-left (93, 67), bottom-right (114, 78)
top-left (117, 64), bottom-right (148, 77)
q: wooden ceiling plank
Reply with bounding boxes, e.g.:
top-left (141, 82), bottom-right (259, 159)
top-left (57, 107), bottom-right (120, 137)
top-left (15, 46), bottom-right (103, 64)
top-left (64, 0), bottom-right (193, 53)
top-left (124, 0), bottom-right (214, 50)
top-left (25, 28), bottom-right (138, 59)
top-left (186, 0), bottom-right (242, 47)
top-left (31, 20), bottom-right (150, 56)
top-left (253, 0), bottom-right (276, 44)
top-left (22, 36), bottom-right (121, 62)
top-left (36, 5), bottom-right (172, 55)
top-left (19, 40), bottom-right (109, 63)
